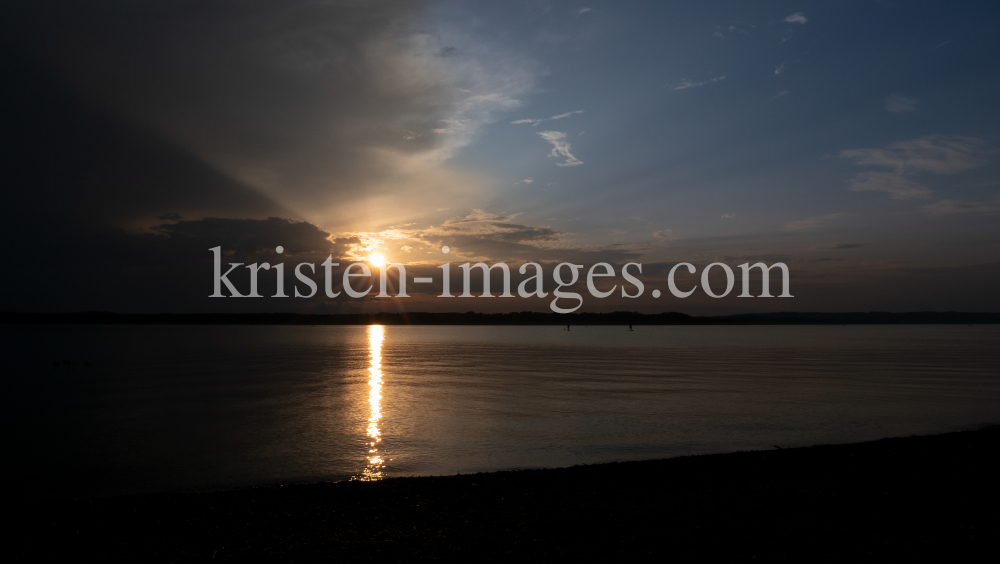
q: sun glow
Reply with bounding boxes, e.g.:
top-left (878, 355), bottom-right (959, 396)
top-left (369, 253), bottom-right (386, 268)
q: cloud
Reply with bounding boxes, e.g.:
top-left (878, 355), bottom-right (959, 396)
top-left (847, 172), bottom-right (933, 200)
top-left (771, 90), bottom-right (789, 100)
top-left (550, 110), bottom-right (584, 120)
top-left (886, 95), bottom-right (918, 113)
top-left (156, 217), bottom-right (352, 256)
top-left (784, 213), bottom-right (844, 232)
top-left (839, 135), bottom-right (993, 200)
top-left (839, 136), bottom-right (990, 174)
top-left (578, 8), bottom-right (592, 15)
top-left (517, 178), bottom-right (534, 184)
top-left (28, 0), bottom-right (537, 230)
top-left (444, 209), bottom-right (522, 224)
top-left (922, 195), bottom-right (1000, 214)
top-left (340, 209), bottom-right (647, 265)
top-left (832, 243), bottom-right (865, 250)
top-left (466, 223), bottom-right (562, 243)
top-left (671, 76), bottom-right (726, 91)
top-left (381, 210), bottom-right (642, 263)
top-left (538, 131), bottom-right (584, 166)
top-left (774, 63), bottom-right (786, 76)
top-left (721, 213), bottom-right (736, 219)
top-left (653, 229), bottom-right (677, 243)
top-left (784, 13), bottom-right (808, 24)
top-left (511, 110), bottom-right (584, 126)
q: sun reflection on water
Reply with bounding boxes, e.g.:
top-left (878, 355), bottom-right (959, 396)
top-left (356, 325), bottom-right (385, 481)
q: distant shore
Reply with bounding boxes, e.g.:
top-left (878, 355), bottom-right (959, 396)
top-left (12, 425), bottom-right (999, 562)
top-left (3, 310), bottom-right (1000, 325)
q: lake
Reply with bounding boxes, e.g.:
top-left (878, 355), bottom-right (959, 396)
top-left (4, 324), bottom-right (999, 498)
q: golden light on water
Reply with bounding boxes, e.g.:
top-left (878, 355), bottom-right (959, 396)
top-left (358, 324), bottom-right (385, 481)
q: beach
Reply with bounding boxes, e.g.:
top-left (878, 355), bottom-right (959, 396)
top-left (13, 425), bottom-right (998, 562)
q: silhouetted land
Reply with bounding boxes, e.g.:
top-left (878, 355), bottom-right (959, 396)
top-left (11, 426), bottom-right (999, 562)
top-left (3, 310), bottom-right (999, 325)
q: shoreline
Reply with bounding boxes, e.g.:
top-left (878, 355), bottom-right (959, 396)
top-left (13, 426), bottom-right (1000, 562)
top-left (4, 310), bottom-right (1000, 325)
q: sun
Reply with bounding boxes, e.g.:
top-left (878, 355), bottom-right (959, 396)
top-left (368, 253), bottom-right (386, 268)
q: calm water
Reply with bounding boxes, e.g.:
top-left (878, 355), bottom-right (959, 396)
top-left (3, 324), bottom-right (999, 498)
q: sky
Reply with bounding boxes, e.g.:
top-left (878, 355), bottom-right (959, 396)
top-left (3, 0), bottom-right (999, 314)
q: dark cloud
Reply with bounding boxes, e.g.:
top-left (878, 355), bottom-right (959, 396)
top-left (155, 217), bottom-right (351, 256)
top-left (832, 243), bottom-right (865, 250)
top-left (0, 0), bottom-right (535, 314)
top-left (2, 50), bottom-right (290, 230)
top-left (721, 254), bottom-right (793, 263)
top-left (897, 262), bottom-right (1000, 276)
top-left (488, 225), bottom-right (561, 242)
top-left (0, 215), bottom-right (360, 313)
top-left (442, 222), bottom-right (563, 243)
top-left (5, 0), bottom-right (519, 227)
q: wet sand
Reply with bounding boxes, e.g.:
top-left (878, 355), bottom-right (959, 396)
top-left (12, 426), bottom-right (999, 562)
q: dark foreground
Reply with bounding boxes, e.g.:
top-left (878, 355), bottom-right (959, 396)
top-left (5, 310), bottom-right (1000, 325)
top-left (13, 427), bottom-right (999, 562)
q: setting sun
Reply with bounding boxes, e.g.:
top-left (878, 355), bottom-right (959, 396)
top-left (368, 253), bottom-right (386, 268)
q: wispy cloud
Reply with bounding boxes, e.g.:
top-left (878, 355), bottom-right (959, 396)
top-left (446, 209), bottom-right (522, 224)
top-left (538, 131), bottom-right (583, 166)
top-left (771, 90), bottom-right (789, 100)
top-left (774, 63), bottom-right (786, 76)
top-left (671, 75), bottom-right (726, 91)
top-left (885, 95), bottom-right (918, 113)
top-left (784, 12), bottom-right (808, 24)
top-left (840, 135), bottom-right (990, 174)
top-left (848, 172), bottom-right (932, 200)
top-left (653, 229), bottom-right (677, 243)
top-left (839, 136), bottom-right (992, 200)
top-left (357, 209), bottom-right (644, 264)
top-left (721, 213), bottom-right (736, 219)
top-left (578, 8), bottom-right (592, 15)
top-left (922, 195), bottom-right (1000, 214)
top-left (517, 178), bottom-right (534, 184)
top-left (511, 110), bottom-right (584, 126)
top-left (784, 213), bottom-right (844, 231)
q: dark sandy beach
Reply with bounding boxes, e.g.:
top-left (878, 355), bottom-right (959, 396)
top-left (12, 426), bottom-right (998, 562)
